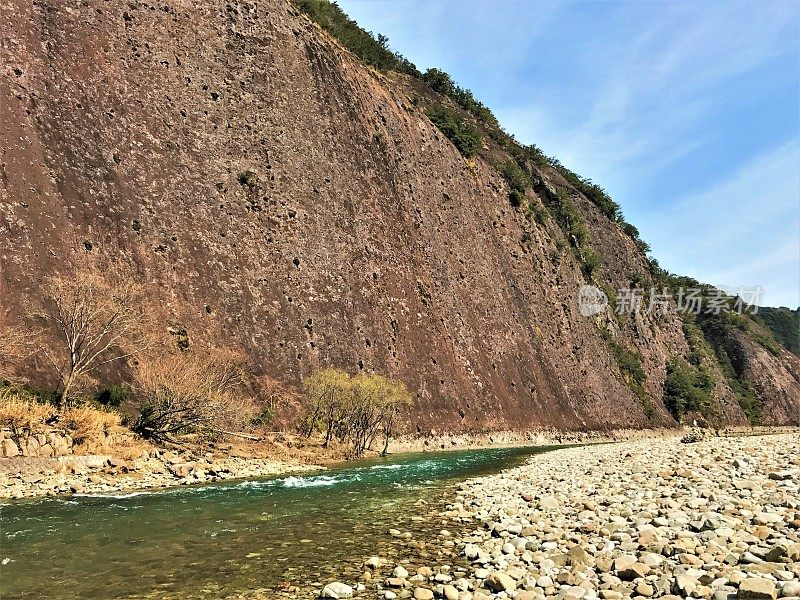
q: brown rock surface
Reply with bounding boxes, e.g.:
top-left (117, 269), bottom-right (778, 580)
top-left (0, 0), bottom-right (797, 432)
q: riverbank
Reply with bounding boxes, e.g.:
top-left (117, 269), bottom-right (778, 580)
top-left (0, 426), bottom-right (681, 500)
top-left (320, 431), bottom-right (799, 600)
top-left (386, 426), bottom-right (800, 455)
top-left (1, 427), bottom-right (797, 500)
top-left (0, 448), bottom-right (320, 499)
top-left (386, 428), bottom-right (675, 455)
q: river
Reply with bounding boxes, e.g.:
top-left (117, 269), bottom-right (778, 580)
top-left (0, 445), bottom-right (558, 599)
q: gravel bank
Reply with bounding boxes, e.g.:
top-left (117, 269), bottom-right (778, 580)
top-left (322, 432), bottom-right (799, 600)
top-left (0, 449), bottom-right (320, 499)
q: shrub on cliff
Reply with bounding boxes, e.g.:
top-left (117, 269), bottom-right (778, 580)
top-left (601, 329), bottom-right (654, 419)
top-left (756, 306), bottom-right (800, 355)
top-left (498, 159), bottom-right (530, 208)
top-left (426, 104), bottom-right (481, 158)
top-left (292, 0), bottom-right (419, 76)
top-left (663, 358), bottom-right (715, 422)
top-left (95, 386), bottom-right (130, 408)
top-left (581, 248), bottom-right (601, 280)
top-left (421, 68), bottom-right (455, 96)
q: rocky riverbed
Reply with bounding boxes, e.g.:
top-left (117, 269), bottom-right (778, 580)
top-left (0, 449), bottom-right (320, 499)
top-left (317, 432), bottom-right (799, 600)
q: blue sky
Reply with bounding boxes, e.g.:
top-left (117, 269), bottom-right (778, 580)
top-left (340, 0), bottom-right (800, 308)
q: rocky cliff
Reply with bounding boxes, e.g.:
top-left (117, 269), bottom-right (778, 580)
top-left (1, 0), bottom-right (797, 431)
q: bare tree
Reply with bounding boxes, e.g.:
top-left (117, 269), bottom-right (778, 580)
top-left (32, 268), bottom-right (148, 406)
top-left (131, 347), bottom-right (256, 440)
top-left (0, 311), bottom-right (38, 382)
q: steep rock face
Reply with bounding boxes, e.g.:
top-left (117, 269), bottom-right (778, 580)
top-left (729, 331), bottom-right (800, 424)
top-left (1, 0), bottom-right (797, 430)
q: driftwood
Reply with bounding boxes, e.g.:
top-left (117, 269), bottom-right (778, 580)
top-left (214, 429), bottom-right (263, 441)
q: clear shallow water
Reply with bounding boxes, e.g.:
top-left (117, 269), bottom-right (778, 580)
top-left (0, 445), bottom-right (556, 599)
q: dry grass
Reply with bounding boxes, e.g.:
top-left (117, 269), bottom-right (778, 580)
top-left (60, 406), bottom-right (122, 443)
top-left (111, 436), bottom-right (154, 460)
top-left (0, 394), bottom-right (57, 431)
top-left (221, 431), bottom-right (349, 465)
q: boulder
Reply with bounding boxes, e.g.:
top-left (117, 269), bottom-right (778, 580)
top-left (674, 574), bottom-right (699, 595)
top-left (320, 582), bottom-right (353, 599)
top-left (39, 443), bottom-right (54, 457)
top-left (785, 544), bottom-right (800, 562)
top-left (442, 585), bottom-right (459, 600)
top-left (539, 496), bottom-right (559, 509)
top-left (681, 429), bottom-right (705, 443)
top-left (636, 583), bottom-right (655, 597)
top-left (568, 545), bottom-right (593, 566)
top-left (613, 555), bottom-right (637, 572)
top-left (208, 462), bottom-right (228, 475)
top-left (780, 581), bottom-right (800, 597)
top-left (393, 565), bottom-right (409, 578)
top-left (765, 545), bottom-right (788, 562)
top-left (485, 571), bottom-right (516, 593)
top-left (23, 437), bottom-right (40, 456)
top-left (739, 578), bottom-right (777, 600)
top-left (169, 462), bottom-right (196, 478)
top-left (463, 544), bottom-right (481, 560)
top-left (1, 438), bottom-right (20, 457)
top-left (78, 455), bottom-right (110, 469)
top-left (413, 588), bottom-right (433, 600)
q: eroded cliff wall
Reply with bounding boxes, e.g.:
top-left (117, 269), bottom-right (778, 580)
top-left (1, 0), bottom-right (797, 430)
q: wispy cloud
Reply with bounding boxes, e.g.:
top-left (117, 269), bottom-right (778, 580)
top-left (497, 0), bottom-right (799, 187)
top-left (339, 0), bottom-right (800, 306)
top-left (644, 140), bottom-right (800, 307)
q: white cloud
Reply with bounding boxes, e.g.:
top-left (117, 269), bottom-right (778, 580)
top-left (496, 0), bottom-right (799, 187)
top-left (338, 0), bottom-right (800, 306)
top-left (646, 141), bottom-right (800, 307)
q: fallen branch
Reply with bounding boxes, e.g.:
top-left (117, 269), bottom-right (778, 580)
top-left (213, 429), bottom-right (263, 441)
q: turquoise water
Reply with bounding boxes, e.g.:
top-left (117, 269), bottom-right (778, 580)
top-left (0, 445), bottom-right (556, 599)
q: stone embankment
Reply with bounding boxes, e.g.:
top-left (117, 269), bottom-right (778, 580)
top-left (0, 426), bottom-right (138, 458)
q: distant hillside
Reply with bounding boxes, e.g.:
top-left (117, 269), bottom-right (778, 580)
top-left (757, 307), bottom-right (800, 356)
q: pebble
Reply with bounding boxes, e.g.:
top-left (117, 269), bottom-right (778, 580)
top-left (306, 433), bottom-right (799, 600)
